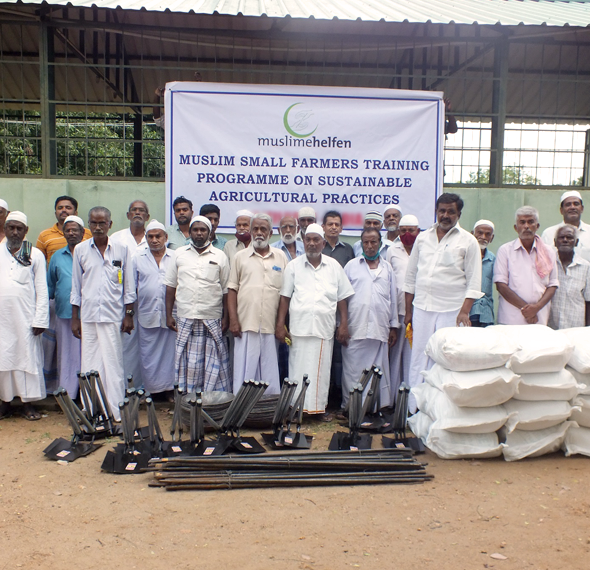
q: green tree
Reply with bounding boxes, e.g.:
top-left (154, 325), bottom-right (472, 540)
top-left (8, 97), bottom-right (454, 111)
top-left (466, 165), bottom-right (541, 185)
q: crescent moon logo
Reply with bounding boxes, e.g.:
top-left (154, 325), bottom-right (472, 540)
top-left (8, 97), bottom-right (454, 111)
top-left (283, 103), bottom-right (317, 138)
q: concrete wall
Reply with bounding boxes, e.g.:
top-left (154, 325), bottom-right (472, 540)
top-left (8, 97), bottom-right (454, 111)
top-left (0, 178), bottom-right (587, 251)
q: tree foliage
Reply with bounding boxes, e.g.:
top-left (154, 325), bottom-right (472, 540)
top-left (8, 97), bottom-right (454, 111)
top-left (466, 165), bottom-right (541, 185)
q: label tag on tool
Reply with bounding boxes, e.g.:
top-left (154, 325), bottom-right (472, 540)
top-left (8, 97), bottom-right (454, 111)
top-left (56, 450), bottom-right (70, 457)
top-left (241, 442), bottom-right (252, 449)
top-left (350, 446), bottom-right (359, 451)
top-left (125, 462), bottom-right (137, 471)
top-left (203, 447), bottom-right (215, 456)
top-left (284, 436), bottom-right (293, 444)
top-left (171, 445), bottom-right (182, 453)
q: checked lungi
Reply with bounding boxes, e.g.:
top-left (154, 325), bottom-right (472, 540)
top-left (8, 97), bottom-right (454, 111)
top-left (174, 317), bottom-right (231, 393)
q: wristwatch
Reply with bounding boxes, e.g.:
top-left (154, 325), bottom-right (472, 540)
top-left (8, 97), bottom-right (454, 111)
top-left (126, 309), bottom-right (135, 317)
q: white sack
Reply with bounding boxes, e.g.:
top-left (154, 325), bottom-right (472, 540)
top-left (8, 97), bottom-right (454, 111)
top-left (503, 399), bottom-right (578, 431)
top-left (562, 327), bottom-right (590, 373)
top-left (512, 369), bottom-right (584, 401)
top-left (502, 421), bottom-right (575, 462)
top-left (497, 325), bottom-right (574, 373)
top-left (422, 363), bottom-right (520, 407)
top-left (407, 410), bottom-right (433, 442)
top-left (424, 327), bottom-right (518, 372)
top-left (566, 366), bottom-right (590, 395)
top-left (562, 425), bottom-right (590, 457)
top-left (570, 395), bottom-right (590, 428)
top-left (412, 383), bottom-right (516, 434)
top-left (427, 429), bottom-right (504, 460)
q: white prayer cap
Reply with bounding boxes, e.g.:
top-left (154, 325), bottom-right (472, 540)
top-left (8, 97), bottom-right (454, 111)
top-left (298, 207), bottom-right (316, 219)
top-left (63, 215), bottom-right (85, 229)
top-left (5, 211), bottom-right (27, 226)
top-left (304, 223), bottom-right (324, 239)
top-left (189, 215), bottom-right (212, 232)
top-left (399, 214), bottom-right (420, 227)
top-left (236, 209), bottom-right (254, 219)
top-left (384, 205), bottom-right (403, 216)
top-left (561, 190), bottom-right (583, 204)
top-left (473, 219), bottom-right (495, 232)
top-left (364, 210), bottom-right (383, 222)
top-left (146, 219), bottom-right (166, 233)
top-left (0, 199), bottom-right (8, 210)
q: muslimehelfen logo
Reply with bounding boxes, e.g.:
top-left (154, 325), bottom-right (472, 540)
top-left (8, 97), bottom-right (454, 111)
top-left (283, 103), bottom-right (317, 138)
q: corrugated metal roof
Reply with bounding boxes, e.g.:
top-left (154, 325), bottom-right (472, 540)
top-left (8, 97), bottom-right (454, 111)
top-left (4, 0), bottom-right (590, 27)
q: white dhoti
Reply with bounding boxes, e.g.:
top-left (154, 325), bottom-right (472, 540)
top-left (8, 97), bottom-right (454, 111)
top-left (81, 322), bottom-right (125, 421)
top-left (233, 332), bottom-right (280, 394)
top-left (138, 324), bottom-right (176, 394)
top-left (42, 299), bottom-right (59, 391)
top-left (55, 317), bottom-right (81, 399)
top-left (389, 320), bottom-right (412, 405)
top-left (341, 339), bottom-right (391, 408)
top-left (408, 307), bottom-right (459, 413)
top-left (122, 314), bottom-right (143, 388)
top-left (288, 335), bottom-right (333, 414)
top-left (0, 366), bottom-right (45, 403)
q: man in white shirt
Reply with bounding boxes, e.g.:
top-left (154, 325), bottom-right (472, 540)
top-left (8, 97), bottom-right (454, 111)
top-left (228, 213), bottom-right (288, 395)
top-left (133, 220), bottom-right (176, 397)
top-left (223, 210), bottom-right (253, 266)
top-left (164, 215), bottom-right (231, 393)
top-left (352, 211), bottom-right (392, 259)
top-left (341, 228), bottom-right (398, 410)
top-left (403, 193), bottom-right (482, 412)
top-left (276, 224), bottom-right (354, 419)
top-left (71, 207), bottom-right (136, 421)
top-left (542, 190), bottom-right (590, 263)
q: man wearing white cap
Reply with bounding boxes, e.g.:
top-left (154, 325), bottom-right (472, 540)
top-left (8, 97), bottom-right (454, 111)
top-left (297, 207), bottom-right (317, 241)
top-left (71, 207), bottom-right (136, 421)
top-left (276, 223), bottom-right (354, 419)
top-left (133, 220), bottom-right (176, 397)
top-left (541, 190), bottom-right (590, 262)
top-left (0, 212), bottom-right (49, 421)
top-left (384, 205), bottom-right (403, 243)
top-left (224, 210), bottom-right (253, 266)
top-left (0, 198), bottom-right (8, 243)
top-left (469, 220), bottom-right (496, 327)
top-left (47, 215), bottom-right (85, 398)
top-left (386, 214), bottom-right (420, 400)
top-left (353, 211), bottom-right (390, 259)
top-left (164, 215), bottom-right (231, 393)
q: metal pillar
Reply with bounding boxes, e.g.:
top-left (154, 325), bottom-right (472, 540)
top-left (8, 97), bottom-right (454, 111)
top-left (489, 40), bottom-right (508, 186)
top-left (133, 113), bottom-right (143, 177)
top-left (40, 19), bottom-right (57, 176)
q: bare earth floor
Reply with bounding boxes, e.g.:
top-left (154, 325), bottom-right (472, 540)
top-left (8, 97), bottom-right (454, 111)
top-left (0, 407), bottom-right (589, 570)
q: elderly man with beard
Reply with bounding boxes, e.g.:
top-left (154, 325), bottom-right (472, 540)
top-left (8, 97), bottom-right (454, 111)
top-left (495, 206), bottom-right (558, 326)
top-left (272, 216), bottom-right (304, 261)
top-left (469, 220), bottom-right (496, 327)
top-left (548, 225), bottom-right (590, 329)
top-left (47, 215), bottom-right (85, 398)
top-left (384, 205), bottom-right (403, 243)
top-left (133, 220), bottom-right (176, 396)
top-left (71, 207), bottom-right (135, 421)
top-left (165, 216), bottom-right (231, 393)
top-left (224, 210), bottom-right (253, 266)
top-left (276, 224), bottom-right (354, 419)
top-left (0, 212), bottom-right (49, 421)
top-left (228, 213), bottom-right (288, 394)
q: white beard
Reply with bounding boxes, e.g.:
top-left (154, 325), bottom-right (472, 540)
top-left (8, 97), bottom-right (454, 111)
top-left (281, 234), bottom-right (296, 245)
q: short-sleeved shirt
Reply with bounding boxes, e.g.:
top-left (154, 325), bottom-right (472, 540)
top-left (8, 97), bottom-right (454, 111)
top-left (36, 223), bottom-right (92, 262)
top-left (280, 254), bottom-right (354, 340)
top-left (322, 240), bottom-right (355, 268)
top-left (163, 243), bottom-right (229, 320)
top-left (227, 246), bottom-right (288, 334)
top-left (548, 254), bottom-right (590, 330)
top-left (469, 248), bottom-right (496, 325)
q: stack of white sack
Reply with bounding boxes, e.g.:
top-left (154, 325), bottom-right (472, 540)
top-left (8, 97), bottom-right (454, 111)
top-left (497, 325), bottom-right (581, 461)
top-left (408, 327), bottom-right (520, 459)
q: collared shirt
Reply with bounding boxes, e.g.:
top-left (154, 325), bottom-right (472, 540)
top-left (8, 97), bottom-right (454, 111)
top-left (223, 239), bottom-right (247, 266)
top-left (344, 257), bottom-right (399, 342)
top-left (548, 254), bottom-right (590, 330)
top-left (353, 238), bottom-right (392, 260)
top-left (109, 227), bottom-right (147, 255)
top-left (47, 245), bottom-right (76, 319)
top-left (403, 222), bottom-right (483, 312)
top-left (470, 248), bottom-right (496, 325)
top-left (212, 235), bottom-right (228, 251)
top-left (386, 237), bottom-right (411, 318)
top-left (70, 238), bottom-right (136, 323)
top-left (228, 245), bottom-right (288, 334)
top-left (280, 254), bottom-right (354, 339)
top-left (542, 220), bottom-right (590, 263)
top-left (134, 248), bottom-right (176, 328)
top-left (163, 244), bottom-right (229, 320)
top-left (322, 240), bottom-right (355, 268)
top-left (493, 238), bottom-right (559, 326)
top-left (166, 223), bottom-right (191, 251)
top-left (36, 223), bottom-right (92, 262)
top-left (272, 238), bottom-right (305, 261)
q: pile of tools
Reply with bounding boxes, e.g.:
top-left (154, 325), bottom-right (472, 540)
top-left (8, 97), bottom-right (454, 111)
top-left (149, 448), bottom-right (433, 490)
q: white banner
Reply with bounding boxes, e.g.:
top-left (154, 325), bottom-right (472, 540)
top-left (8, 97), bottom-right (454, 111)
top-left (165, 83), bottom-right (444, 234)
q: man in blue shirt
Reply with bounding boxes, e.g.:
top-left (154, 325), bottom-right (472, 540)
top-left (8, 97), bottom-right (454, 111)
top-left (469, 219), bottom-right (496, 327)
top-left (47, 215), bottom-right (85, 397)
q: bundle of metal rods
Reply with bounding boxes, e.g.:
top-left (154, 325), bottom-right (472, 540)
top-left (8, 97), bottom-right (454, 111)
top-left (149, 449), bottom-right (433, 490)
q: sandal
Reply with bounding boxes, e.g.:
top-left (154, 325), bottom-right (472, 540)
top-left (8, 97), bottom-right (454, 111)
top-left (0, 402), bottom-right (12, 420)
top-left (20, 404), bottom-right (41, 421)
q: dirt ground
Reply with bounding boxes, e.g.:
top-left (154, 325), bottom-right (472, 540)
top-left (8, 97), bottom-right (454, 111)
top-left (1, 404), bottom-right (589, 570)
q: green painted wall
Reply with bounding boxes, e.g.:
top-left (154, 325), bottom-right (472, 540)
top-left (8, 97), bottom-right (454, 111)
top-left (0, 178), bottom-right (587, 252)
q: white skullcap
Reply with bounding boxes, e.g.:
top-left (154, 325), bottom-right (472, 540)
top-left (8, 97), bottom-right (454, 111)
top-left (0, 199), bottom-right (8, 210)
top-left (5, 211), bottom-right (27, 226)
top-left (364, 210), bottom-right (383, 222)
top-left (399, 214), bottom-right (420, 227)
top-left (63, 215), bottom-right (85, 229)
top-left (298, 207), bottom-right (316, 218)
top-left (473, 219), bottom-right (495, 232)
top-left (190, 215), bottom-right (212, 232)
top-left (236, 209), bottom-right (254, 219)
top-left (304, 223), bottom-right (324, 239)
top-left (384, 205), bottom-right (403, 216)
top-left (146, 219), bottom-right (166, 233)
top-left (561, 190), bottom-right (583, 204)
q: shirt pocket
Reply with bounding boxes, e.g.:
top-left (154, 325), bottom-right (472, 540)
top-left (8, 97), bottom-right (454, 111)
top-left (107, 264), bottom-right (122, 285)
top-left (205, 262), bottom-right (220, 283)
top-left (267, 266), bottom-right (283, 290)
top-left (440, 246), bottom-right (465, 267)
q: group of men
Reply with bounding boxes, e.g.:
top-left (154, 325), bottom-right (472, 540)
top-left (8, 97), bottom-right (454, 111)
top-left (1, 187), bottom-right (589, 421)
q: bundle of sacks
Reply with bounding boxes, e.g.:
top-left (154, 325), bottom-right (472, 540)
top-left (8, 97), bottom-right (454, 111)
top-left (408, 325), bottom-right (588, 461)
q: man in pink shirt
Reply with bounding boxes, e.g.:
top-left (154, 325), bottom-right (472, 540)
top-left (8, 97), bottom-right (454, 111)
top-left (494, 206), bottom-right (559, 325)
